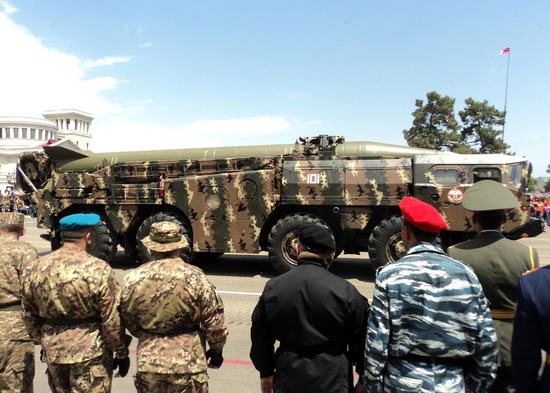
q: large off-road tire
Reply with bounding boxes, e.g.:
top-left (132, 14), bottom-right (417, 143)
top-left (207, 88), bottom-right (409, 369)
top-left (90, 219), bottom-right (118, 263)
top-left (268, 213), bottom-right (335, 274)
top-left (368, 215), bottom-right (406, 271)
top-left (136, 212), bottom-right (190, 264)
top-left (50, 217), bottom-right (117, 263)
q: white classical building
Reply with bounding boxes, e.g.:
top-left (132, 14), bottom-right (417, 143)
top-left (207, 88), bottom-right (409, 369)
top-left (43, 109), bottom-right (93, 150)
top-left (0, 109), bottom-right (93, 193)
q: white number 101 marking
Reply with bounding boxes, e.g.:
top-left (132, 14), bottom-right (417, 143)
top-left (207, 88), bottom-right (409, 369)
top-left (307, 173), bottom-right (320, 184)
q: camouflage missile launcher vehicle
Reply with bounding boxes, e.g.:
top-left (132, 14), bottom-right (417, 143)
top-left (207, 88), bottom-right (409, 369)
top-left (16, 135), bottom-right (540, 273)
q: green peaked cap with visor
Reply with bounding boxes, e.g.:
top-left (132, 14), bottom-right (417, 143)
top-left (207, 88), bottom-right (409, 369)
top-left (462, 180), bottom-right (518, 212)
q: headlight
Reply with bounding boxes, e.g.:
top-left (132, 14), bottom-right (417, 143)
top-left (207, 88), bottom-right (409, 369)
top-left (205, 194), bottom-right (221, 210)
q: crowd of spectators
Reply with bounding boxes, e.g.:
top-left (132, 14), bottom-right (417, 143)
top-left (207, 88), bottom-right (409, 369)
top-left (1, 188), bottom-right (35, 216)
top-left (528, 194), bottom-right (550, 226)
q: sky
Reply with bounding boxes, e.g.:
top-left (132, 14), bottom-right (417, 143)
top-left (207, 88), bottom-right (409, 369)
top-left (1, 1), bottom-right (549, 176)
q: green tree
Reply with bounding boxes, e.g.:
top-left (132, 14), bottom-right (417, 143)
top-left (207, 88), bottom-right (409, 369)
top-left (527, 177), bottom-right (538, 193)
top-left (544, 180), bottom-right (550, 193)
top-left (403, 91), bottom-right (460, 151)
top-left (459, 98), bottom-right (509, 153)
top-left (404, 92), bottom-right (509, 154)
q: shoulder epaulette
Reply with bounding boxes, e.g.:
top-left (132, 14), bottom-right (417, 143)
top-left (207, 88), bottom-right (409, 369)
top-left (522, 267), bottom-right (540, 276)
top-left (449, 239), bottom-right (473, 249)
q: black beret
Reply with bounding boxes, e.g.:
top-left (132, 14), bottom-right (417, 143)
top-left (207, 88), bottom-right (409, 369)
top-left (298, 225), bottom-right (336, 253)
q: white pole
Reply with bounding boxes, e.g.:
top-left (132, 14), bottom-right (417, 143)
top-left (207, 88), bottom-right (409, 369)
top-left (502, 48), bottom-right (511, 150)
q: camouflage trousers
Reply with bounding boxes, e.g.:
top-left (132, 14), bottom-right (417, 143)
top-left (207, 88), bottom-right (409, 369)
top-left (135, 371), bottom-right (208, 393)
top-left (0, 339), bottom-right (34, 393)
top-left (46, 355), bottom-right (113, 393)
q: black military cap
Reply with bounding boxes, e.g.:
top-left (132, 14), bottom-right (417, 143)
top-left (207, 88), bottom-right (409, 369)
top-left (298, 225), bottom-right (336, 253)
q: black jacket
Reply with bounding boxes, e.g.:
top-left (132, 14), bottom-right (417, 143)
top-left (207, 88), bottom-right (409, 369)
top-left (250, 259), bottom-right (369, 393)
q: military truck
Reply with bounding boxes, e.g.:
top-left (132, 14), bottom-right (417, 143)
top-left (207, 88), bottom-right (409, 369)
top-left (16, 135), bottom-right (538, 273)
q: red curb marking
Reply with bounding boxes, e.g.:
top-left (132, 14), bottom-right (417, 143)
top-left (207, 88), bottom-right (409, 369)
top-left (224, 359), bottom-right (254, 366)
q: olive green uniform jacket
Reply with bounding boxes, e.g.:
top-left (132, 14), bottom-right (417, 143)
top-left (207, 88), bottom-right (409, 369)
top-left (447, 230), bottom-right (539, 367)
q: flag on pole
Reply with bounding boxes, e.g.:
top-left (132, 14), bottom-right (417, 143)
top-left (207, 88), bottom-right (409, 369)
top-left (499, 47), bottom-right (510, 55)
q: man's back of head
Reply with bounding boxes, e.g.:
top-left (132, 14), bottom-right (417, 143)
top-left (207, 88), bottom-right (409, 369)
top-left (295, 225), bottom-right (336, 269)
top-left (0, 212), bottom-right (26, 239)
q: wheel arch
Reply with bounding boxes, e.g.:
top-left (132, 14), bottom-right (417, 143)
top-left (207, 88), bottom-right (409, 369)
top-left (260, 205), bottom-right (345, 252)
top-left (135, 210), bottom-right (192, 264)
top-left (47, 205), bottom-right (118, 263)
top-left (367, 214), bottom-right (406, 271)
top-left (267, 212), bottom-right (336, 274)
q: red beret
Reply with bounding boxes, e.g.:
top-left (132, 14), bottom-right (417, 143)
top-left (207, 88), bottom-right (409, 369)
top-left (399, 197), bottom-right (448, 233)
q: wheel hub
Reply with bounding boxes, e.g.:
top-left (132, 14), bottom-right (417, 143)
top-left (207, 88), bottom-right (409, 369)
top-left (385, 232), bottom-right (406, 262)
top-left (280, 230), bottom-right (299, 266)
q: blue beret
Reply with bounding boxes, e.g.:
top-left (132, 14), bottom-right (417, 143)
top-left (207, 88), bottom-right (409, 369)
top-left (60, 213), bottom-right (100, 231)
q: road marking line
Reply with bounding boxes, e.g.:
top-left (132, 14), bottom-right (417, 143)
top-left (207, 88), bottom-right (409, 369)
top-left (224, 359), bottom-right (254, 366)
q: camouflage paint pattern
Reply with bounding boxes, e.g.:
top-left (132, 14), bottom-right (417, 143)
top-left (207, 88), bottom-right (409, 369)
top-left (16, 135), bottom-right (536, 259)
top-left (412, 154), bottom-right (532, 234)
top-left (166, 161), bottom-right (280, 253)
top-left (21, 246), bottom-right (131, 363)
top-left (0, 234), bottom-right (37, 393)
top-left (281, 157), bottom-right (411, 207)
top-left (121, 257), bottom-right (227, 374)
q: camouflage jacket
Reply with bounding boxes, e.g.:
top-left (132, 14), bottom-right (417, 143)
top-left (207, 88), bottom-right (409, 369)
top-left (365, 242), bottom-right (498, 393)
top-left (0, 234), bottom-right (37, 340)
top-left (121, 257), bottom-right (228, 374)
top-left (21, 246), bottom-right (130, 364)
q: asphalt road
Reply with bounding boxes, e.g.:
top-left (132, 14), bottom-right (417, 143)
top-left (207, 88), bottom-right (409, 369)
top-left (20, 217), bottom-right (550, 393)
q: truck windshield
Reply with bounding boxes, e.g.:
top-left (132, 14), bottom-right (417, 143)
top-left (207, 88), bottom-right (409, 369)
top-left (473, 168), bottom-right (501, 183)
top-left (507, 164), bottom-right (523, 189)
top-left (433, 168), bottom-right (460, 185)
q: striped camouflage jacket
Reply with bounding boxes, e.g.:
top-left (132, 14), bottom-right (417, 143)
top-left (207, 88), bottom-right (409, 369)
top-left (364, 242), bottom-right (497, 393)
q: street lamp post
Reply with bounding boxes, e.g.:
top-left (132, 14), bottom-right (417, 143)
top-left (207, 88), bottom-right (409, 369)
top-left (6, 172), bottom-right (15, 186)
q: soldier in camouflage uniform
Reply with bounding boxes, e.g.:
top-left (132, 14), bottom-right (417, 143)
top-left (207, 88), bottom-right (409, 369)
top-left (121, 221), bottom-right (228, 392)
top-left (0, 212), bottom-right (37, 392)
top-left (358, 197), bottom-right (498, 393)
top-left (21, 213), bottom-right (131, 393)
top-left (1, 195), bottom-right (11, 212)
